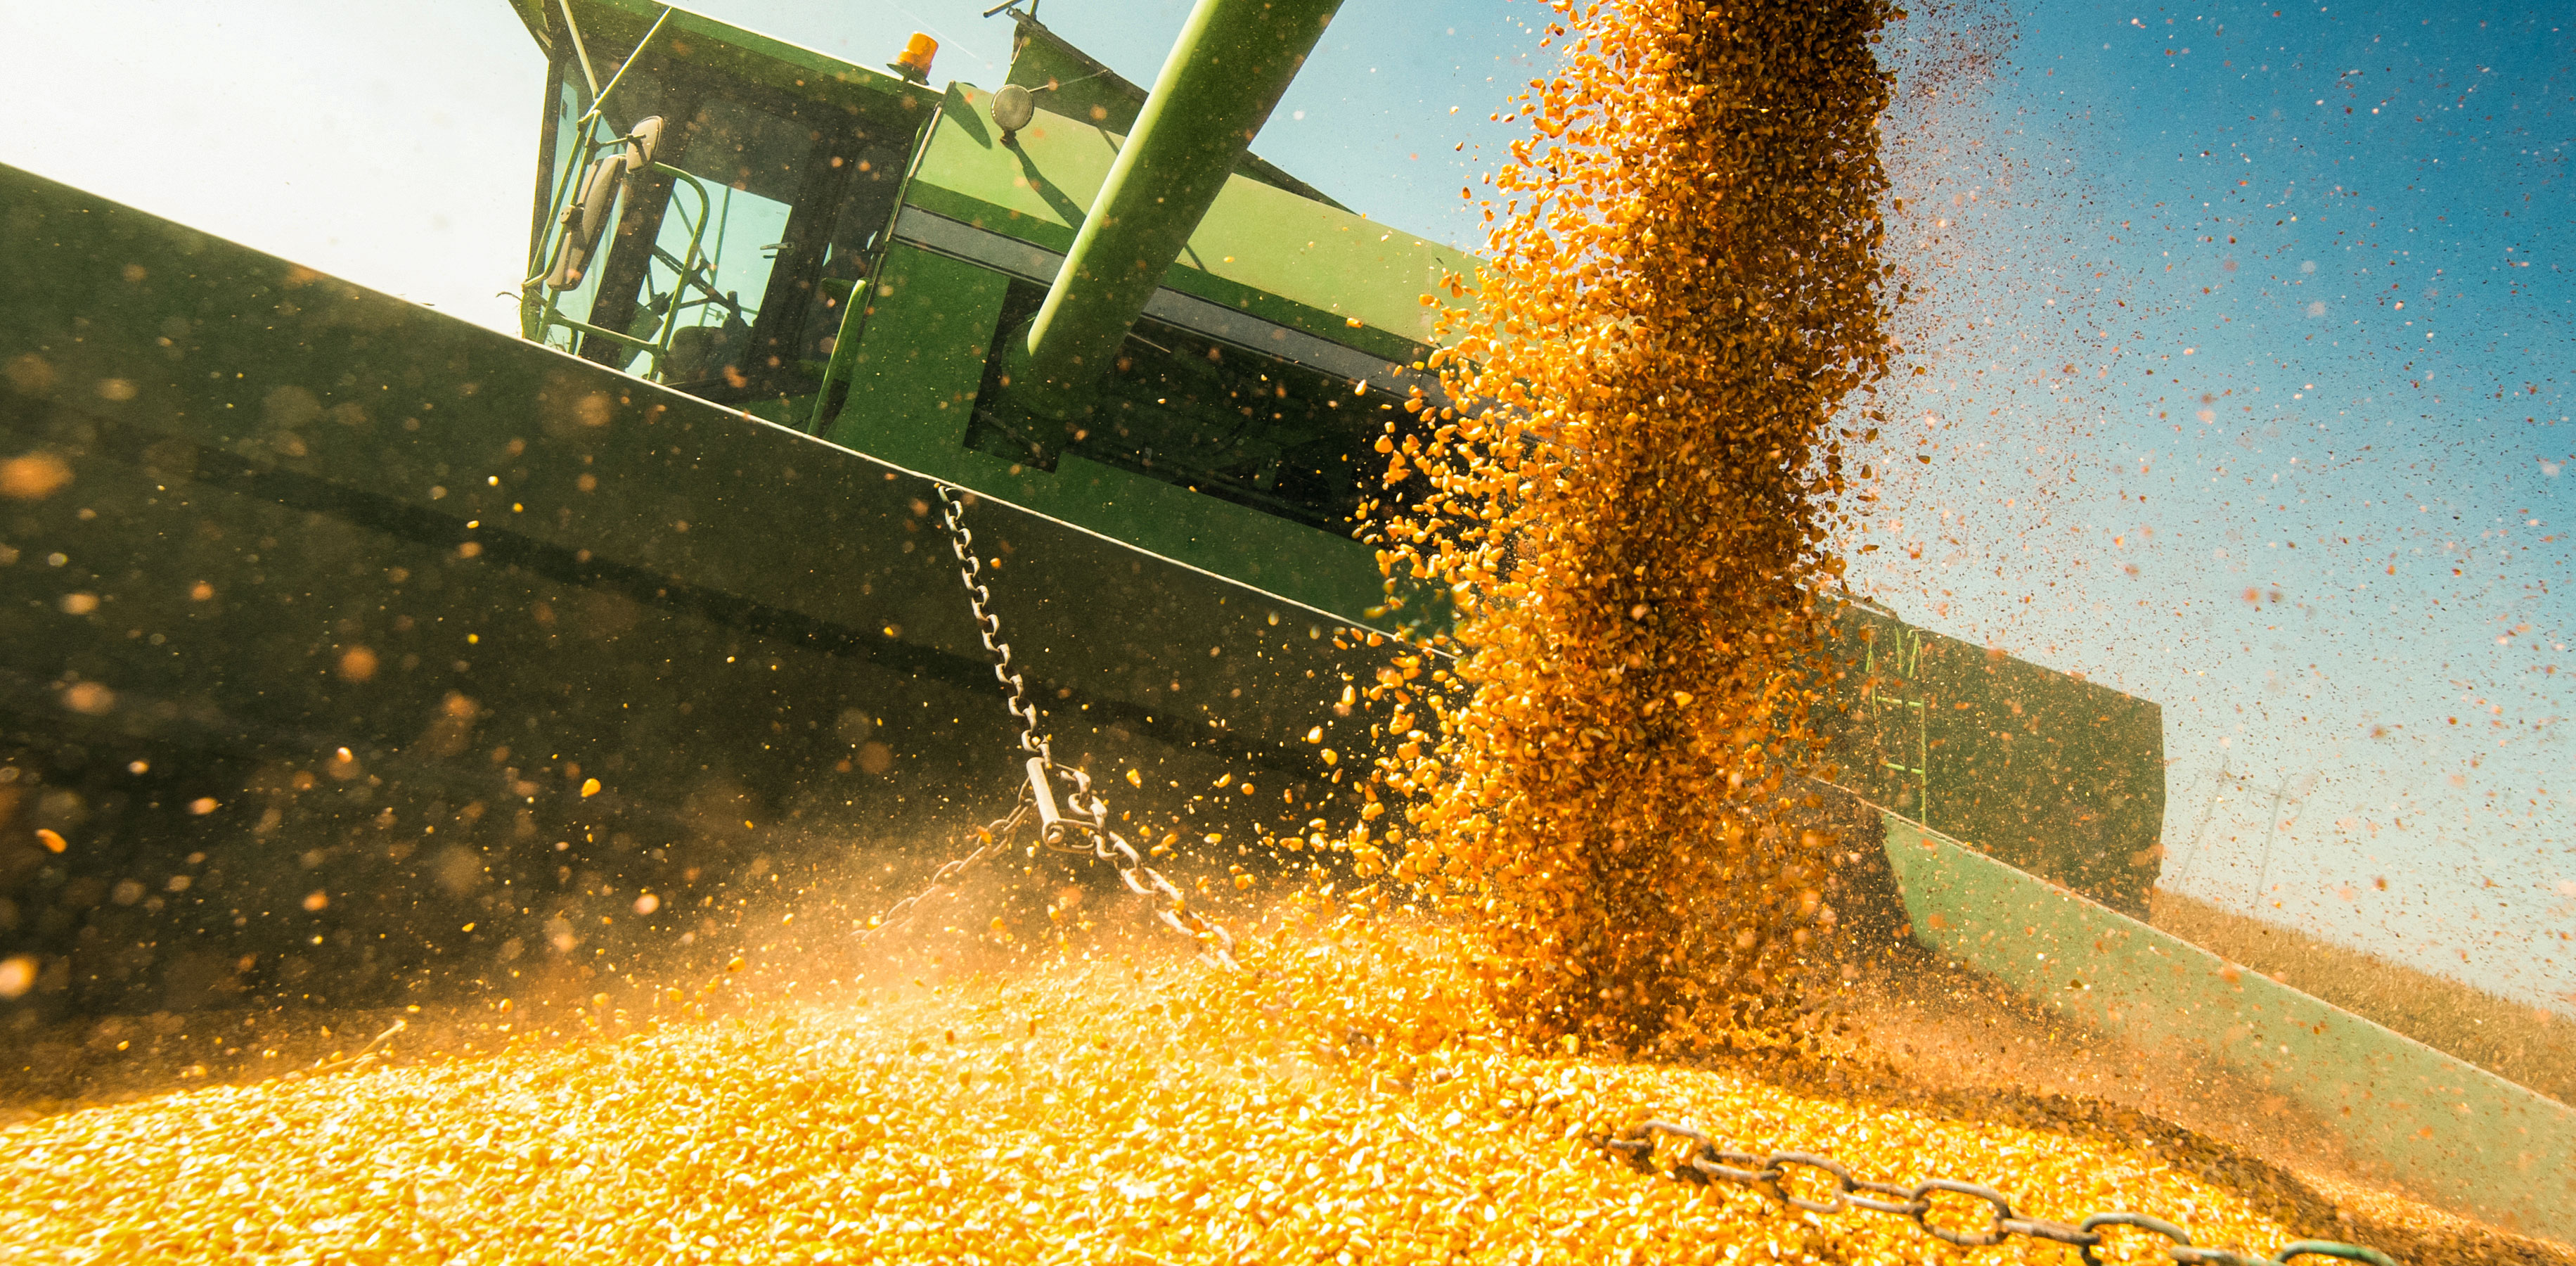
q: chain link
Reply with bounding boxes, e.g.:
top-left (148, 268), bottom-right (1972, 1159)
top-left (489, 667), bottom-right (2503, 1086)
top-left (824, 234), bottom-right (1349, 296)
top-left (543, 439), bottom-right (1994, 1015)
top-left (936, 485), bottom-right (1050, 765)
top-left (1602, 1121), bottom-right (2398, 1266)
top-left (855, 798), bottom-right (1030, 945)
top-left (854, 485), bottom-right (1238, 970)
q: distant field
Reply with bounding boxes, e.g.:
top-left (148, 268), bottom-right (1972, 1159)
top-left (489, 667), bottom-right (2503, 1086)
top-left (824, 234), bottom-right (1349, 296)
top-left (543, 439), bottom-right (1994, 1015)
top-left (2149, 888), bottom-right (2576, 1108)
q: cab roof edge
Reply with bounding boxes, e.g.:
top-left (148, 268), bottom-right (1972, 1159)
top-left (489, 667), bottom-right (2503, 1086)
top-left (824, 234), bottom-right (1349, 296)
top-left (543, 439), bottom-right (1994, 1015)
top-left (999, 7), bottom-right (1350, 212)
top-left (530, 0), bottom-right (932, 105)
top-left (506, 0), bottom-right (553, 56)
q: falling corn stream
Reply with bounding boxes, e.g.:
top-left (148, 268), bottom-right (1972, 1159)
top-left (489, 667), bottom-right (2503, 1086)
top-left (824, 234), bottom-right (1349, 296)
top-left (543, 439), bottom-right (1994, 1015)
top-left (2, 2), bottom-right (2566, 1262)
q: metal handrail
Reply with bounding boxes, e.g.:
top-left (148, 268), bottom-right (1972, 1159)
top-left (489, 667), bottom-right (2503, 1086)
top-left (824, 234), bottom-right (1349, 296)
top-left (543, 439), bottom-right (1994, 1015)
top-left (529, 163), bottom-right (715, 378)
top-left (520, 4), bottom-right (674, 330)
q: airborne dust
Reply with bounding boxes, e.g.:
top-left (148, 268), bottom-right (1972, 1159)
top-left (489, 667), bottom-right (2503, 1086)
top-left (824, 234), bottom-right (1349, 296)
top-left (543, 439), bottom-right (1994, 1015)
top-left (1, 2), bottom-right (2560, 1262)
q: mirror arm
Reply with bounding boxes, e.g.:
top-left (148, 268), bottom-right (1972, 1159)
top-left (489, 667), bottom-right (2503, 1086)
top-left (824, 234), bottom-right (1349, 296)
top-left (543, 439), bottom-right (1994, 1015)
top-left (520, 146), bottom-right (599, 337)
top-left (577, 6), bottom-right (675, 132)
top-left (525, 135), bottom-right (614, 321)
top-left (522, 129), bottom-right (605, 301)
top-left (530, 276), bottom-right (575, 349)
top-left (522, 65), bottom-right (622, 317)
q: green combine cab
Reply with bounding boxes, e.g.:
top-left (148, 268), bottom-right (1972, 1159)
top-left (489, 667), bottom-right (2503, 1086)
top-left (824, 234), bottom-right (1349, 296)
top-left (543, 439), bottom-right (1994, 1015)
top-left (515, 0), bottom-right (1453, 620)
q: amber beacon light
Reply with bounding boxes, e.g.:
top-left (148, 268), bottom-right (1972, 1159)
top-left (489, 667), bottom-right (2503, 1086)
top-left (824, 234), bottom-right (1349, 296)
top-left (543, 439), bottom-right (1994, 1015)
top-left (889, 31), bottom-right (937, 82)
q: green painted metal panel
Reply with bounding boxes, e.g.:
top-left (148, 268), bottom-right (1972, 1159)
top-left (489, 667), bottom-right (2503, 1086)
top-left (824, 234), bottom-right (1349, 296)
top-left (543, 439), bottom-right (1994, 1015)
top-left (1883, 813), bottom-right (2576, 1243)
top-left (505, 0), bottom-right (554, 55)
top-left (825, 242), bottom-right (1014, 458)
top-left (563, 0), bottom-right (934, 110)
top-left (1007, 0), bottom-right (1345, 413)
top-left (827, 243), bottom-right (1385, 619)
top-left (1000, 13), bottom-right (1347, 210)
top-left (1822, 603), bottom-right (2166, 915)
top-left (907, 84), bottom-right (1471, 356)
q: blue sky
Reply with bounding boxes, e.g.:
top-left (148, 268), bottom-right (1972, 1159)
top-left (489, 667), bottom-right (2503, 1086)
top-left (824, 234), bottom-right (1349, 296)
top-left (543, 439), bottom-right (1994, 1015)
top-left (1853, 0), bottom-right (2573, 1011)
top-left (2, 0), bottom-right (2567, 1011)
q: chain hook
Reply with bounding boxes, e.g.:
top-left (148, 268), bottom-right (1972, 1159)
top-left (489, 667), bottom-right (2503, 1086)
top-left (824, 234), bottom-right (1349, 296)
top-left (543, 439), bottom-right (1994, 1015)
top-left (909, 482), bottom-right (1235, 969)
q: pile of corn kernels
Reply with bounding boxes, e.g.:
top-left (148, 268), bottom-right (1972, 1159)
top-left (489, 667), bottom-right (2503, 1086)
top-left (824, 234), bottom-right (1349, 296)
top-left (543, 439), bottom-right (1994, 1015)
top-left (0, 912), bottom-right (2427, 1264)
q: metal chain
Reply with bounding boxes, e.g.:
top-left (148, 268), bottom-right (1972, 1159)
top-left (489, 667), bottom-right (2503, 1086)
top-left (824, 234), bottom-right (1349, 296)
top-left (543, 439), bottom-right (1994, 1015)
top-left (856, 798), bottom-right (1031, 945)
top-left (870, 484), bottom-right (1237, 969)
top-left (1602, 1121), bottom-right (2399, 1266)
top-left (937, 485), bottom-right (1050, 765)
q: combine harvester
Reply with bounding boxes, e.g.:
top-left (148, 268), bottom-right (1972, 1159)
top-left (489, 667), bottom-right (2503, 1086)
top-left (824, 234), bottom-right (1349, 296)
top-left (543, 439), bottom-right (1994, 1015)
top-left (0, 0), bottom-right (2564, 1243)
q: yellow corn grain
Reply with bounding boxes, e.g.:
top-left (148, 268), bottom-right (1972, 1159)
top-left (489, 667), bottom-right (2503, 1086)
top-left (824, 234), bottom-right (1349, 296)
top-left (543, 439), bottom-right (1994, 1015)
top-left (0, 921), bottom-right (2533, 1262)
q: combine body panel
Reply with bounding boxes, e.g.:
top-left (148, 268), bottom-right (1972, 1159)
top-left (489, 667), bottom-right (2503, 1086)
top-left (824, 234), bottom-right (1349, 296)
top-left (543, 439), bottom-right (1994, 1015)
top-left (0, 162), bottom-right (1377, 1023)
top-left (1890, 819), bottom-right (2576, 1242)
top-left (1828, 603), bottom-right (2168, 916)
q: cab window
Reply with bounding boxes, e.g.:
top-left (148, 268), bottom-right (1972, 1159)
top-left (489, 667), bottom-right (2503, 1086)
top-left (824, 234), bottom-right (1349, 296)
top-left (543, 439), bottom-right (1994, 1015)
top-left (529, 51), bottom-right (910, 414)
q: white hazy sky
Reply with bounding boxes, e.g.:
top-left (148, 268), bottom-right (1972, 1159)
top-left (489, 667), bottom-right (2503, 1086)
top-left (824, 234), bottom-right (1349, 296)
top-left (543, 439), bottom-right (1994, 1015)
top-left (0, 0), bottom-right (1534, 332)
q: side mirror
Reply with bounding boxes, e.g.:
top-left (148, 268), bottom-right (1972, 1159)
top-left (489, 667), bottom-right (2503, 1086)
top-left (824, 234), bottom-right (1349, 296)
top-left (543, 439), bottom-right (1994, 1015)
top-left (624, 116), bottom-right (664, 172)
top-left (546, 117), bottom-right (665, 292)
